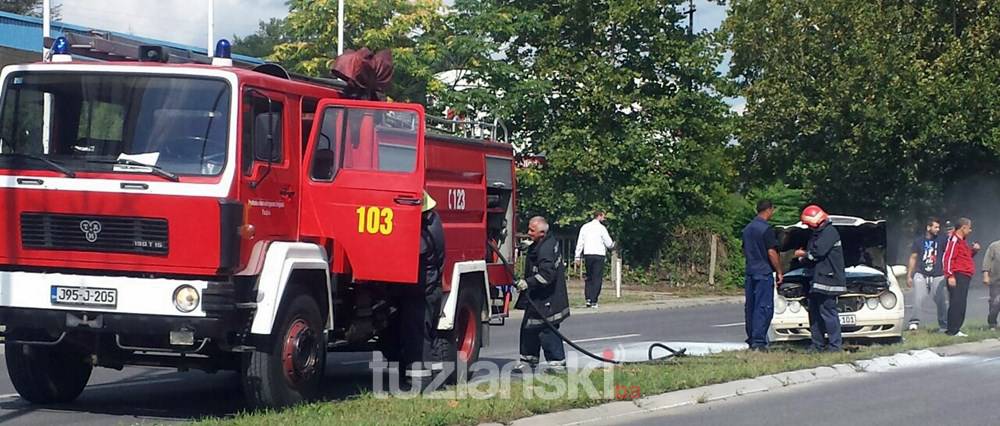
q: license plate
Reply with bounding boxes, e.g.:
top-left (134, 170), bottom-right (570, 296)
top-left (50, 286), bottom-right (117, 307)
top-left (839, 314), bottom-right (856, 325)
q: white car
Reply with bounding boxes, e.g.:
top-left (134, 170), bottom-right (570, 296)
top-left (768, 215), bottom-right (906, 343)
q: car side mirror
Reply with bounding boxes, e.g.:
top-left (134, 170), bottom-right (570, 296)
top-left (312, 148), bottom-right (335, 181)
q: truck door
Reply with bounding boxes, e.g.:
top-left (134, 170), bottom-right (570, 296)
top-left (300, 99), bottom-right (425, 283)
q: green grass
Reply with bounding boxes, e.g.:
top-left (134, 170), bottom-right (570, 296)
top-left (194, 325), bottom-right (1000, 426)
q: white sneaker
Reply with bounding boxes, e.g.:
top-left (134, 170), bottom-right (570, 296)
top-left (938, 328), bottom-right (948, 333)
top-left (907, 323), bottom-right (918, 331)
top-left (953, 331), bottom-right (968, 337)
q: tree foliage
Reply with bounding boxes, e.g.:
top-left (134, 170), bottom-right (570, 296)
top-left (725, 0), bottom-right (1000, 220)
top-left (232, 18), bottom-right (289, 59)
top-left (450, 0), bottom-right (735, 264)
top-left (0, 0), bottom-right (59, 18)
top-left (268, 0), bottom-right (452, 104)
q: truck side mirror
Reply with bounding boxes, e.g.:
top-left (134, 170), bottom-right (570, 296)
top-left (312, 148), bottom-right (335, 181)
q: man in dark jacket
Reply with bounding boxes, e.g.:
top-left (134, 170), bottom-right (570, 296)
top-left (400, 191), bottom-right (447, 377)
top-left (795, 205), bottom-right (846, 352)
top-left (515, 216), bottom-right (570, 370)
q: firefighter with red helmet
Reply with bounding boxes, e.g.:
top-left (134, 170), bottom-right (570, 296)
top-left (794, 205), bottom-right (846, 352)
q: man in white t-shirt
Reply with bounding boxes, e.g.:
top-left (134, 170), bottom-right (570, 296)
top-left (574, 211), bottom-right (615, 308)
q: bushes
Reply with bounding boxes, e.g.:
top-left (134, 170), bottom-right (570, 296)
top-left (618, 182), bottom-right (807, 291)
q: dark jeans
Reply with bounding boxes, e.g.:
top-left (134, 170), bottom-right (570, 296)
top-left (744, 274), bottom-right (774, 348)
top-left (947, 274), bottom-right (972, 334)
top-left (989, 283), bottom-right (1000, 327)
top-left (584, 255), bottom-right (606, 304)
top-left (519, 317), bottom-right (566, 362)
top-left (807, 292), bottom-right (842, 351)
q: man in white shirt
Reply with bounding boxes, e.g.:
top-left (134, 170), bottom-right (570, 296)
top-left (574, 211), bottom-right (615, 308)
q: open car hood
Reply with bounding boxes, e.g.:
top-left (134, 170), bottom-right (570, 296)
top-left (777, 216), bottom-right (889, 298)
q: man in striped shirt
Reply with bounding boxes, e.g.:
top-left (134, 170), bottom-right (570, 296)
top-left (942, 217), bottom-right (981, 337)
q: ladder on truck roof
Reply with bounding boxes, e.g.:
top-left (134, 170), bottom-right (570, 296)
top-left (426, 115), bottom-right (513, 148)
top-left (42, 32), bottom-right (347, 90)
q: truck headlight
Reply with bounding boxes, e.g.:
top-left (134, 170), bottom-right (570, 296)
top-left (173, 285), bottom-right (200, 313)
top-left (788, 300), bottom-right (802, 313)
top-left (866, 297), bottom-right (879, 310)
top-left (775, 295), bottom-right (787, 314)
top-left (879, 291), bottom-right (897, 309)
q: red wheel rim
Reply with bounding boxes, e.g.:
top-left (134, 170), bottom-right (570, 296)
top-left (282, 318), bottom-right (319, 384)
top-left (456, 304), bottom-right (477, 362)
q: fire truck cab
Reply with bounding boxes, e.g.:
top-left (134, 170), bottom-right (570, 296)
top-left (0, 36), bottom-right (515, 408)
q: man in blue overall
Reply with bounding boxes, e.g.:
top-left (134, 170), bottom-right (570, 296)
top-left (741, 200), bottom-right (783, 352)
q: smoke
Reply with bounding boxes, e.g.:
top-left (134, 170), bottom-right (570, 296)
top-left (887, 175), bottom-right (1000, 277)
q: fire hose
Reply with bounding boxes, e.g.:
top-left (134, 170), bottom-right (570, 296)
top-left (488, 240), bottom-right (686, 364)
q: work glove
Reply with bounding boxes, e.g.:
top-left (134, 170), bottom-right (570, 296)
top-left (516, 279), bottom-right (529, 292)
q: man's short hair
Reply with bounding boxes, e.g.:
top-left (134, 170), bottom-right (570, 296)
top-left (529, 216), bottom-right (549, 232)
top-left (958, 217), bottom-right (972, 228)
top-left (756, 200), bottom-right (774, 213)
top-left (926, 216), bottom-right (940, 227)
top-left (593, 210), bottom-right (604, 219)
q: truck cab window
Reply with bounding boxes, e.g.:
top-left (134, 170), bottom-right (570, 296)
top-left (242, 92), bottom-right (284, 175)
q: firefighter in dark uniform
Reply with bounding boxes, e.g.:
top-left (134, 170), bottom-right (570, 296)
top-left (795, 205), bottom-right (846, 352)
top-left (515, 216), bottom-right (570, 370)
top-left (400, 191), bottom-right (447, 378)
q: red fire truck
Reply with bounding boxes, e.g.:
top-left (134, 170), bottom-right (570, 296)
top-left (0, 35), bottom-right (515, 407)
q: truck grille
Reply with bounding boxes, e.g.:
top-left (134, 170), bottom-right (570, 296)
top-left (20, 213), bottom-right (169, 255)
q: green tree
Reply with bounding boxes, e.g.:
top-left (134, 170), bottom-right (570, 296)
top-left (0, 0), bottom-right (59, 18)
top-left (725, 1), bottom-right (1000, 220)
top-left (269, 0), bottom-right (449, 103)
top-left (232, 18), bottom-right (288, 59)
top-left (450, 0), bottom-right (735, 264)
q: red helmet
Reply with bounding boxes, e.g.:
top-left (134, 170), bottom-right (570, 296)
top-left (800, 205), bottom-right (829, 229)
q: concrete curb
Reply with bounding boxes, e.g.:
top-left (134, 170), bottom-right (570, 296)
top-left (498, 339), bottom-right (1000, 426)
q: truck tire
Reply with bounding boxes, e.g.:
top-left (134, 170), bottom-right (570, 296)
top-left (5, 341), bottom-right (92, 404)
top-left (454, 286), bottom-right (484, 366)
top-left (242, 293), bottom-right (326, 408)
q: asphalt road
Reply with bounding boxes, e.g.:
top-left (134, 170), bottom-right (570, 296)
top-left (611, 345), bottom-right (1000, 426)
top-left (0, 285), bottom-right (990, 425)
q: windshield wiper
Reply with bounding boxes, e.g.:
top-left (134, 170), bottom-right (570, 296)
top-left (3, 153), bottom-right (77, 177)
top-left (86, 159), bottom-right (179, 182)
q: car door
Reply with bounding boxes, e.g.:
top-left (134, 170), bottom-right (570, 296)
top-left (299, 98), bottom-right (425, 284)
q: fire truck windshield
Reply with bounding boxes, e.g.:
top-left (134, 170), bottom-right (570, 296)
top-left (0, 72), bottom-right (231, 177)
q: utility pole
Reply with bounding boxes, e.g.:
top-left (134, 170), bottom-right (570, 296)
top-left (686, 0), bottom-right (696, 39)
top-left (337, 0), bottom-right (345, 55)
top-left (207, 0), bottom-right (215, 55)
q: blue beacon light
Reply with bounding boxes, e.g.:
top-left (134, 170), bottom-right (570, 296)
top-left (214, 39), bottom-right (232, 59)
top-left (212, 39), bottom-right (233, 66)
top-left (50, 36), bottom-right (72, 62)
top-left (52, 36), bottom-right (70, 55)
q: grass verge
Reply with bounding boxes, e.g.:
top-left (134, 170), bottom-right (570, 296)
top-left (196, 325), bottom-right (1000, 426)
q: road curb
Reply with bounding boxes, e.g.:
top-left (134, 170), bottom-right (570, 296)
top-left (494, 339), bottom-right (1000, 426)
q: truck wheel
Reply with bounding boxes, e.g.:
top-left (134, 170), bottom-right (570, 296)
top-left (242, 293), bottom-right (326, 408)
top-left (5, 340), bottom-right (92, 404)
top-left (455, 286), bottom-right (484, 365)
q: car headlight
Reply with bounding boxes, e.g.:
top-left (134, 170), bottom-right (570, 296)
top-left (775, 295), bottom-right (787, 314)
top-left (866, 297), bottom-right (879, 310)
top-left (788, 300), bottom-right (802, 313)
top-left (173, 285), bottom-right (200, 313)
top-left (879, 291), bottom-right (897, 309)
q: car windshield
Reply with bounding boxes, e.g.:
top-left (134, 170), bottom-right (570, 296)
top-left (0, 72), bottom-right (231, 176)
